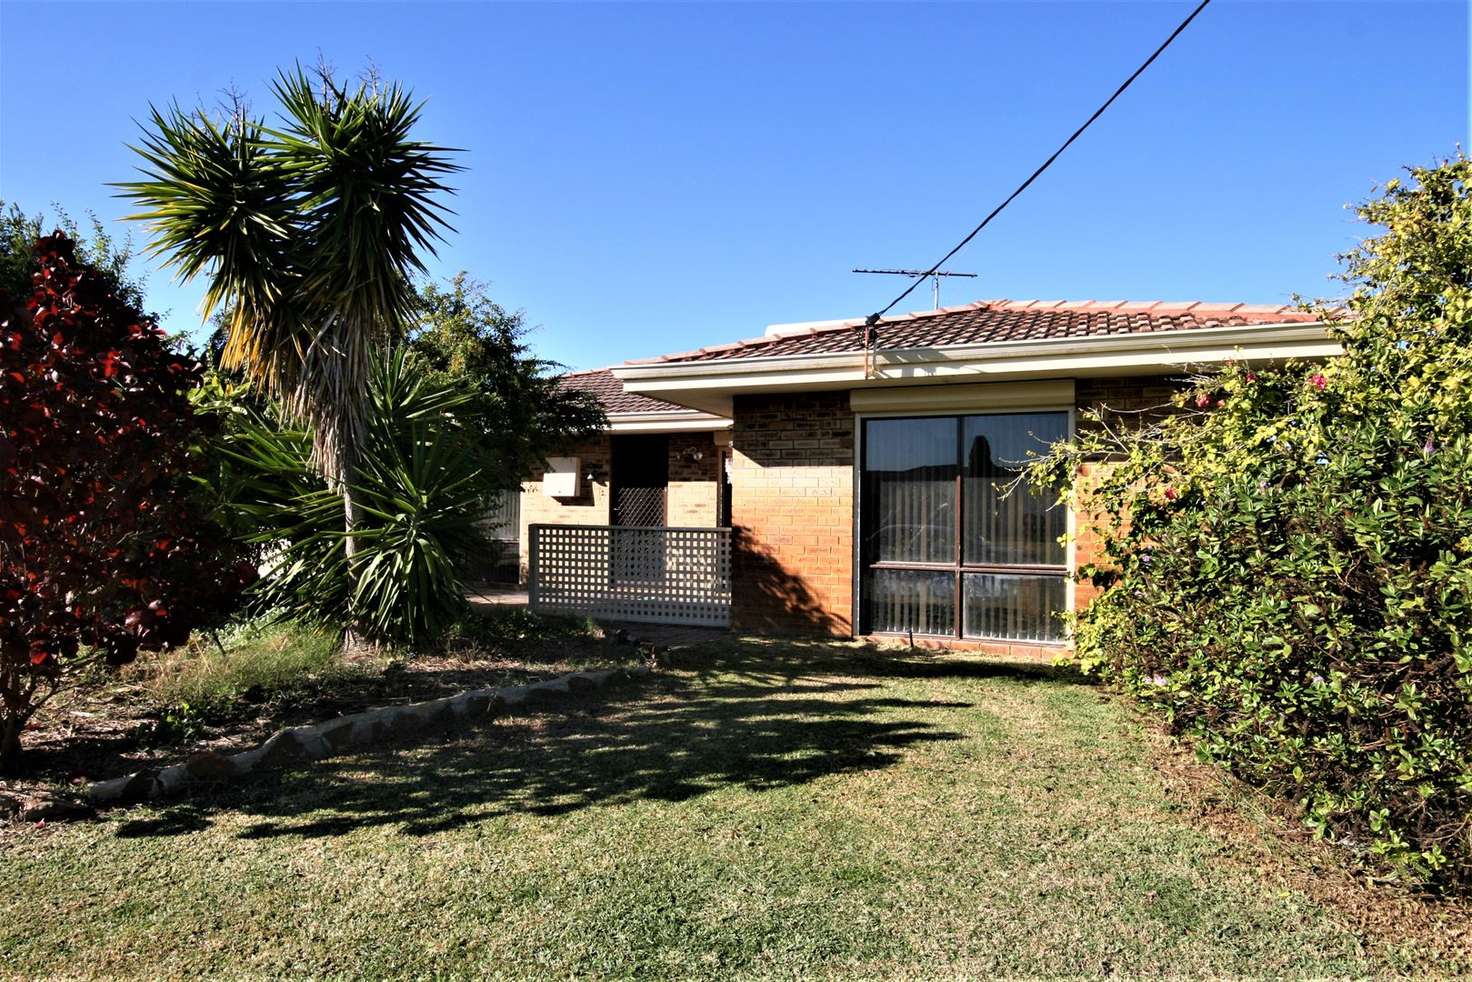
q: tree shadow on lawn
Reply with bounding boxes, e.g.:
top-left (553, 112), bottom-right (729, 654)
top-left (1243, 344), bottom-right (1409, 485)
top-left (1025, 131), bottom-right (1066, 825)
top-left (115, 639), bottom-right (1086, 841)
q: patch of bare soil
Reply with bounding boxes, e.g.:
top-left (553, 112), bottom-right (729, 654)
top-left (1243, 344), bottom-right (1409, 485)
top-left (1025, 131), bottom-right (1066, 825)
top-left (1119, 692), bottom-right (1472, 970)
top-left (0, 630), bottom-right (643, 825)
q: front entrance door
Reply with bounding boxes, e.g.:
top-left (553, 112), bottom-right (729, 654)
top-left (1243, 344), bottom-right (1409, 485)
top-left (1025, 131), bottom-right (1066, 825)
top-left (610, 435), bottom-right (669, 527)
top-left (610, 435), bottom-right (669, 584)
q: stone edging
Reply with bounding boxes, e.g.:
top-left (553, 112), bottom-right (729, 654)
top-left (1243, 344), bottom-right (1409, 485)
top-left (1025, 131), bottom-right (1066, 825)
top-left (87, 665), bottom-right (649, 807)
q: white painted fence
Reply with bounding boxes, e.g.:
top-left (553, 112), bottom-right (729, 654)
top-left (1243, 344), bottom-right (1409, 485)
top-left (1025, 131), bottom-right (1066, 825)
top-left (528, 524), bottom-right (732, 628)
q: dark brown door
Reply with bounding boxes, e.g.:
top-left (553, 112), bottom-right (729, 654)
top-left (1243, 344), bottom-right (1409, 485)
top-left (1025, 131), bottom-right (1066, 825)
top-left (610, 435), bottom-right (669, 527)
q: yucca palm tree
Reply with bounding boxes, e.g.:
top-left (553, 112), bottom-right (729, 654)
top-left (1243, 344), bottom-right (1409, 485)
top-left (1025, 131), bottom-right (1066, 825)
top-left (202, 347), bottom-right (489, 647)
top-left (117, 67), bottom-right (459, 637)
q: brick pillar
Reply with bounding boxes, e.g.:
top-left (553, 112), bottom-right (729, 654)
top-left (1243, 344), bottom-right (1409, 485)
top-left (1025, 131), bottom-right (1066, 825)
top-left (1071, 374), bottom-right (1183, 611)
top-left (1071, 461), bottom-right (1106, 610)
top-left (728, 393), bottom-right (854, 636)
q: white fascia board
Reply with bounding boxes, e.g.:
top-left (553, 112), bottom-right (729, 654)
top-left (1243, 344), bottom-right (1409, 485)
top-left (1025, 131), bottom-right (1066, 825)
top-left (612, 323), bottom-right (1340, 397)
top-left (605, 411), bottom-right (733, 433)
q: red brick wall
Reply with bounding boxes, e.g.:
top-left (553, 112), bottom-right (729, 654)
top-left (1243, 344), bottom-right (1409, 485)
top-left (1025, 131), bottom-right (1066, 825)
top-left (1070, 460), bottom-right (1108, 610)
top-left (1074, 376), bottom-right (1181, 431)
top-left (728, 392), bottom-right (854, 636)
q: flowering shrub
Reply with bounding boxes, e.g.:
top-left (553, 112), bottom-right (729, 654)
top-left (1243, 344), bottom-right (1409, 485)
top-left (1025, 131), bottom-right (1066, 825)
top-left (0, 234), bottom-right (252, 771)
top-left (1034, 156), bottom-right (1472, 887)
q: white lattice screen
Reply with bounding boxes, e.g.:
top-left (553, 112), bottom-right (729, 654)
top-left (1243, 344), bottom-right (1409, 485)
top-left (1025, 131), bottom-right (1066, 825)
top-left (529, 525), bottom-right (732, 627)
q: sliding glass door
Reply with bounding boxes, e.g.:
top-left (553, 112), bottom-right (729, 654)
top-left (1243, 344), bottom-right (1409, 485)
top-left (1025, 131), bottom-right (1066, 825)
top-left (860, 411), bottom-right (1068, 643)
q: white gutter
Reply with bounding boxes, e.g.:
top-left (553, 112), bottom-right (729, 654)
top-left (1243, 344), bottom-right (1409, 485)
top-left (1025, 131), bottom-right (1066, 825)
top-left (612, 322), bottom-right (1339, 396)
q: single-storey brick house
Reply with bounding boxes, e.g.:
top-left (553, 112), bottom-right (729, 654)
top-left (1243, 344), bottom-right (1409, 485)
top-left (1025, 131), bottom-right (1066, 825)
top-left (521, 299), bottom-right (1337, 655)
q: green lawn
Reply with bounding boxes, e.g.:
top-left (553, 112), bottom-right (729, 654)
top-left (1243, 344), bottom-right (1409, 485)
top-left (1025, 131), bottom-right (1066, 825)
top-left (0, 638), bottom-right (1445, 977)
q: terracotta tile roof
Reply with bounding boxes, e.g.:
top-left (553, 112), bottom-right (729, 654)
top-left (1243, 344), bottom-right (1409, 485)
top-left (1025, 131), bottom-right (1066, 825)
top-left (558, 368), bottom-right (694, 415)
top-left (632, 299), bottom-right (1327, 364)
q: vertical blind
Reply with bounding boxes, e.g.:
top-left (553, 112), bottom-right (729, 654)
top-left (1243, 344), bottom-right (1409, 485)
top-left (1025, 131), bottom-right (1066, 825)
top-left (862, 417), bottom-right (957, 564)
top-left (867, 569), bottom-right (955, 637)
top-left (861, 412), bottom-right (1068, 643)
top-left (963, 413), bottom-right (1067, 566)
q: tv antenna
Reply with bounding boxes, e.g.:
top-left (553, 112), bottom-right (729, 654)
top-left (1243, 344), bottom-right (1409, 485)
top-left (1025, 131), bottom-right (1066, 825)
top-left (853, 268), bottom-right (978, 311)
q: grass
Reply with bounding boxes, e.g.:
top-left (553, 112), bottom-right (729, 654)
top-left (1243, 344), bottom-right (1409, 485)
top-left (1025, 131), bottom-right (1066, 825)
top-left (1, 637), bottom-right (1461, 977)
top-left (133, 620), bottom-right (348, 711)
top-left (135, 608), bottom-right (603, 713)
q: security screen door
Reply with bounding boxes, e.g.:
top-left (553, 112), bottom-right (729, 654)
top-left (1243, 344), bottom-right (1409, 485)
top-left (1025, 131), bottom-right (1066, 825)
top-left (859, 412), bottom-right (1068, 643)
top-left (610, 435), bottom-right (669, 528)
top-left (609, 434), bottom-right (669, 584)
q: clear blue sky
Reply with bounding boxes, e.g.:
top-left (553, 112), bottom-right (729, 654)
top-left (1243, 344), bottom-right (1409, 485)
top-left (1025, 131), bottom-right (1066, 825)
top-left (1, 1), bottom-right (1467, 371)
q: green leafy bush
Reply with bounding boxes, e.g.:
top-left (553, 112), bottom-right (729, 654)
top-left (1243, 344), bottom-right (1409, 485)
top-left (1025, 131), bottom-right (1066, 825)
top-left (1035, 156), bottom-right (1472, 887)
top-left (202, 348), bottom-right (488, 647)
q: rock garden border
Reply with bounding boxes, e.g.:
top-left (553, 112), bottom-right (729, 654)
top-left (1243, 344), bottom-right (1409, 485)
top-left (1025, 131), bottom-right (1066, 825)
top-left (86, 665), bottom-right (651, 807)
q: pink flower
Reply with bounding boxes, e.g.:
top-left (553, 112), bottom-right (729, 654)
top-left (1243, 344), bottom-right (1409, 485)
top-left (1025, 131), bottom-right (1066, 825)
top-left (1164, 487), bottom-right (1178, 501)
top-left (1245, 372), bottom-right (1257, 382)
top-left (1195, 393), bottom-right (1211, 409)
top-left (1310, 373), bottom-right (1327, 390)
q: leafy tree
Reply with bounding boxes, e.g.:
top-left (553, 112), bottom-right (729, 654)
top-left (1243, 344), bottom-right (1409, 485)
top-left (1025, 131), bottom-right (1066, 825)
top-left (1034, 155), bottom-right (1472, 886)
top-left (405, 273), bottom-right (606, 493)
top-left (0, 201), bottom-right (146, 309)
top-left (116, 67), bottom-right (459, 642)
top-left (0, 235), bottom-right (253, 772)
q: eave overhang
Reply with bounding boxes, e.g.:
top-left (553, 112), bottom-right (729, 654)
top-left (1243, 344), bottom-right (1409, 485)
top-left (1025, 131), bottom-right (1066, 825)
top-left (611, 322), bottom-right (1340, 416)
top-left (604, 410), bottom-right (733, 434)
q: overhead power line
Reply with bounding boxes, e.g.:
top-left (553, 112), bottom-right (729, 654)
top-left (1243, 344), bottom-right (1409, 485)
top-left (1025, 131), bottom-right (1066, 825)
top-left (865, 0), bottom-right (1213, 327)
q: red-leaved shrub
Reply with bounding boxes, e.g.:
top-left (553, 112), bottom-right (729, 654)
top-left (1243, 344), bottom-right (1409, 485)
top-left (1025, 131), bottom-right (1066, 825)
top-left (0, 234), bottom-right (253, 771)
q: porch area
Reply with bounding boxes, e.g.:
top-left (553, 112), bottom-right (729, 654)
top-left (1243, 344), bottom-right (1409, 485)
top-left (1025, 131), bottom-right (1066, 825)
top-left (528, 523), bottom-right (732, 627)
top-left (474, 524), bottom-right (733, 638)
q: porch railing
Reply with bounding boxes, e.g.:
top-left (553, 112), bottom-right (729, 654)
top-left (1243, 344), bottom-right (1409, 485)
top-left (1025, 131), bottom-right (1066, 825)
top-left (528, 524), bottom-right (732, 628)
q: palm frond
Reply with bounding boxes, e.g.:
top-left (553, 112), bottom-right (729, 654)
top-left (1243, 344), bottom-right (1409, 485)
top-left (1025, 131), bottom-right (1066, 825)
top-left (205, 347), bottom-right (486, 646)
top-left (118, 68), bottom-right (461, 489)
top-left (114, 106), bottom-right (305, 394)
